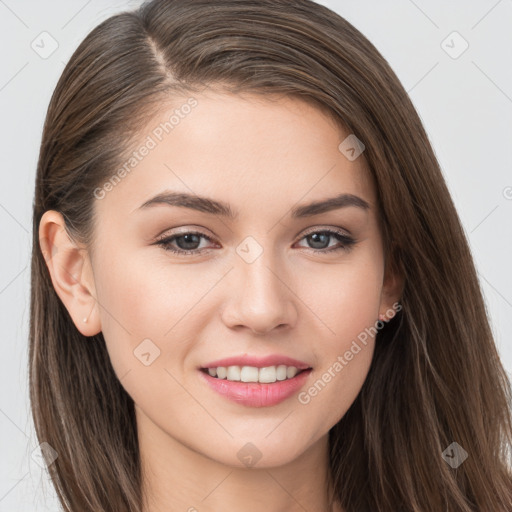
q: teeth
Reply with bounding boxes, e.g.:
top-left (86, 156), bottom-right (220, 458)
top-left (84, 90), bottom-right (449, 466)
top-left (258, 366), bottom-right (276, 383)
top-left (241, 366), bottom-right (259, 382)
top-left (276, 364), bottom-right (288, 381)
top-left (205, 365), bottom-right (303, 383)
top-left (227, 366), bottom-right (241, 381)
top-left (287, 366), bottom-right (299, 379)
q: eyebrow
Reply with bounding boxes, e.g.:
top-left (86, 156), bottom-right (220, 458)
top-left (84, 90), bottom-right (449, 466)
top-left (136, 191), bottom-right (370, 218)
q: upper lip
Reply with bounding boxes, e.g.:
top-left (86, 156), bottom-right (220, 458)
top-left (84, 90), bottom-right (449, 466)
top-left (201, 355), bottom-right (312, 370)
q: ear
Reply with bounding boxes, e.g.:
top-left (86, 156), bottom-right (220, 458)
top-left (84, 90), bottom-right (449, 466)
top-left (378, 255), bottom-right (404, 322)
top-left (39, 210), bottom-right (101, 337)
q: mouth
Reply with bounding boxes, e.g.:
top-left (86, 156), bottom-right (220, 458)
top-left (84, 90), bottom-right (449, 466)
top-left (198, 366), bottom-right (313, 408)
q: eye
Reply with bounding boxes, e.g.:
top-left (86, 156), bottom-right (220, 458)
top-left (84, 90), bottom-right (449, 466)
top-left (155, 231), bottom-right (216, 256)
top-left (294, 228), bottom-right (356, 253)
top-left (154, 228), bottom-right (356, 256)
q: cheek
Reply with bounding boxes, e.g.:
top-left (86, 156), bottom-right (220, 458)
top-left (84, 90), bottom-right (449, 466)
top-left (91, 252), bottom-right (170, 374)
top-left (295, 254), bottom-right (382, 423)
top-left (298, 307), bottom-right (377, 432)
top-left (95, 249), bottom-right (209, 336)
top-left (301, 249), bottom-right (383, 343)
top-left (92, 250), bottom-right (218, 388)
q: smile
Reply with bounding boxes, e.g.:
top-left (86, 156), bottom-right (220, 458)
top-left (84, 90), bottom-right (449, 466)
top-left (199, 367), bottom-right (313, 407)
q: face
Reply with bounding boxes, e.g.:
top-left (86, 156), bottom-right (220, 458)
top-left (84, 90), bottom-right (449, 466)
top-left (42, 90), bottom-right (401, 469)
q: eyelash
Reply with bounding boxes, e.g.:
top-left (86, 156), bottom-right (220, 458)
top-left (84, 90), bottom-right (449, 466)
top-left (154, 228), bottom-right (356, 256)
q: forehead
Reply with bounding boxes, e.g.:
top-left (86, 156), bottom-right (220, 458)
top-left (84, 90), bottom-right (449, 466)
top-left (94, 90), bottom-right (376, 219)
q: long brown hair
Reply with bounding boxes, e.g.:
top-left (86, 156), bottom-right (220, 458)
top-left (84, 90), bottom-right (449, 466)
top-left (30, 1), bottom-right (512, 510)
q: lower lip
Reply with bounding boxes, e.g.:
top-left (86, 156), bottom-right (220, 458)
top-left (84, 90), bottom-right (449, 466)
top-left (199, 369), bottom-right (312, 408)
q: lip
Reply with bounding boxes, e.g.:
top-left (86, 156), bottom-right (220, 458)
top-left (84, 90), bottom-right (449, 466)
top-left (199, 368), bottom-right (313, 407)
top-left (200, 355), bottom-right (312, 370)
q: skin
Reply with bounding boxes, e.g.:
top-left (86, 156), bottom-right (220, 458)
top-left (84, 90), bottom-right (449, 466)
top-left (40, 90), bottom-right (402, 512)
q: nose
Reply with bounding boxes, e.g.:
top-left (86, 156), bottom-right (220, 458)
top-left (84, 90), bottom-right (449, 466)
top-left (221, 253), bottom-right (298, 335)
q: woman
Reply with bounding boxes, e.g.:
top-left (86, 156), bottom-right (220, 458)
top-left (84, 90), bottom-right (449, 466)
top-left (30, 0), bottom-right (512, 511)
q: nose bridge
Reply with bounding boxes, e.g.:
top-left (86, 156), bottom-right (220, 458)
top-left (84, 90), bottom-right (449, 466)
top-left (241, 249), bottom-right (281, 300)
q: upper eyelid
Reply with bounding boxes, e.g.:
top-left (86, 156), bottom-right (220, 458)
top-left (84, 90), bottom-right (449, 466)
top-left (300, 225), bottom-right (351, 237)
top-left (155, 224), bottom-right (352, 241)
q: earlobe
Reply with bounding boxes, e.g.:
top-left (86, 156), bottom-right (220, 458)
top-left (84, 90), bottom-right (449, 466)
top-left (39, 210), bottom-right (101, 337)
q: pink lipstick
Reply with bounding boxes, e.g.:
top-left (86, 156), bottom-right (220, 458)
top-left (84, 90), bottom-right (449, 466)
top-left (198, 354), bottom-right (313, 408)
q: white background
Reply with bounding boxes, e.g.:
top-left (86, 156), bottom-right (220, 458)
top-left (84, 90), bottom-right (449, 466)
top-left (0, 0), bottom-right (511, 510)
